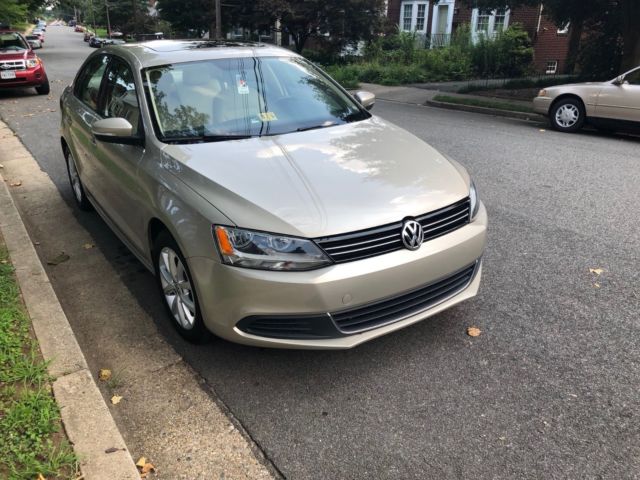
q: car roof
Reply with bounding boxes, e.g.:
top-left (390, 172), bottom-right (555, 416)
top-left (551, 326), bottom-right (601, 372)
top-left (103, 40), bottom-right (299, 68)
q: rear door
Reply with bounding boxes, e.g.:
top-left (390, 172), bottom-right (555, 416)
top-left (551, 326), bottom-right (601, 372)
top-left (594, 68), bottom-right (640, 123)
top-left (65, 54), bottom-right (110, 197)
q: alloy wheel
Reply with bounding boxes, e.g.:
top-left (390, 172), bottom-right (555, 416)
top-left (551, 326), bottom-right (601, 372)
top-left (158, 247), bottom-right (196, 330)
top-left (67, 152), bottom-right (83, 203)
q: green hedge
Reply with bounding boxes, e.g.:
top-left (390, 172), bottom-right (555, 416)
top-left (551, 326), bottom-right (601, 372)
top-left (318, 25), bottom-right (533, 88)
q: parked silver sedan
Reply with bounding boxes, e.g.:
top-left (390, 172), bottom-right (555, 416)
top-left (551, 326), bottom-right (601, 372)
top-left (533, 66), bottom-right (640, 132)
top-left (60, 41), bottom-right (487, 349)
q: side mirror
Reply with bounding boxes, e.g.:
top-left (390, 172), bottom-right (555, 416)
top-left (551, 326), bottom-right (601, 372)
top-left (613, 75), bottom-right (627, 85)
top-left (92, 118), bottom-right (143, 146)
top-left (354, 90), bottom-right (375, 111)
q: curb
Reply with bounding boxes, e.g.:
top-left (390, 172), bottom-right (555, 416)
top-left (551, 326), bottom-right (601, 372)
top-left (0, 141), bottom-right (140, 478)
top-left (425, 99), bottom-right (545, 122)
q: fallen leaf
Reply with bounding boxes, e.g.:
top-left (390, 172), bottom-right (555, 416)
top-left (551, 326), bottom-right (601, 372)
top-left (589, 268), bottom-right (604, 275)
top-left (47, 252), bottom-right (70, 265)
top-left (136, 457), bottom-right (147, 469)
top-left (37, 474), bottom-right (46, 480)
top-left (141, 463), bottom-right (156, 474)
top-left (82, 243), bottom-right (95, 249)
top-left (99, 369), bottom-right (112, 381)
top-left (467, 326), bottom-right (481, 337)
top-left (111, 395), bottom-right (123, 405)
top-left (105, 447), bottom-right (125, 454)
top-left (10, 180), bottom-right (22, 187)
top-left (594, 282), bottom-right (600, 288)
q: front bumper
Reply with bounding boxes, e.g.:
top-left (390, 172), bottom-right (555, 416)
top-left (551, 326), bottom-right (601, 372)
top-left (0, 66), bottom-right (47, 89)
top-left (533, 96), bottom-right (553, 116)
top-left (189, 202), bottom-right (488, 349)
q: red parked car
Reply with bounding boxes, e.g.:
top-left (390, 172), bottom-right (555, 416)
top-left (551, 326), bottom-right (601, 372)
top-left (0, 31), bottom-right (50, 95)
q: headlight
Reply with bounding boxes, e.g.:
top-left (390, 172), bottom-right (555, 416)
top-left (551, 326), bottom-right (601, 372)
top-left (469, 181), bottom-right (480, 221)
top-left (26, 58), bottom-right (40, 68)
top-left (213, 225), bottom-right (332, 271)
top-left (538, 89), bottom-right (547, 97)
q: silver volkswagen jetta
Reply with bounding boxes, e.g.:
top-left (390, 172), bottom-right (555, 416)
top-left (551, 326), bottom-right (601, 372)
top-left (60, 40), bottom-right (487, 349)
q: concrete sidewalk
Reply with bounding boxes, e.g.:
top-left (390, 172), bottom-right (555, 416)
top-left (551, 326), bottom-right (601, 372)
top-left (0, 121), bottom-right (277, 480)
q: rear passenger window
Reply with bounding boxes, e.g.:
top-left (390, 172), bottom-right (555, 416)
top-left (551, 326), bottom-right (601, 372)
top-left (75, 56), bottom-right (109, 111)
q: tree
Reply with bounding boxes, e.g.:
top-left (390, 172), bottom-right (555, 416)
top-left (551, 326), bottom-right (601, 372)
top-left (159, 0), bottom-right (215, 36)
top-left (237, 0), bottom-right (386, 54)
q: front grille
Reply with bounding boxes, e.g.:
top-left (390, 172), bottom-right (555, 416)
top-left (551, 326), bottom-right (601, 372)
top-left (315, 197), bottom-right (470, 263)
top-left (331, 262), bottom-right (478, 334)
top-left (0, 60), bottom-right (26, 71)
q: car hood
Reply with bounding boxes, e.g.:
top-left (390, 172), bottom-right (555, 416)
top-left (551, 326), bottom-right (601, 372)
top-left (161, 117), bottom-right (470, 238)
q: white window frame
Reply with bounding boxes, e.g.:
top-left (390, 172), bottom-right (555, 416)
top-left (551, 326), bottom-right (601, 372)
top-left (400, 0), bottom-right (430, 33)
top-left (546, 60), bottom-right (558, 75)
top-left (430, 0), bottom-right (455, 35)
top-left (557, 22), bottom-right (570, 35)
top-left (470, 7), bottom-right (510, 42)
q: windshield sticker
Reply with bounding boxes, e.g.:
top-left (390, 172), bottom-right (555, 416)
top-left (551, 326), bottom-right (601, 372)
top-left (259, 112), bottom-right (278, 122)
top-left (236, 74), bottom-right (249, 95)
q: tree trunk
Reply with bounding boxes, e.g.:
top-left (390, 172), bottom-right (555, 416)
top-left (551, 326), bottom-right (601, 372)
top-left (565, 18), bottom-right (583, 74)
top-left (620, 0), bottom-right (640, 72)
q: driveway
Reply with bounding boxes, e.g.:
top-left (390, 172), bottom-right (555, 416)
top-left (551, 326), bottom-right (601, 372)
top-left (1, 27), bottom-right (639, 479)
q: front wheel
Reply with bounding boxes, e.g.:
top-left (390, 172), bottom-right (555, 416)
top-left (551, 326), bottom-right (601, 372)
top-left (35, 79), bottom-right (50, 95)
top-left (154, 231), bottom-right (211, 343)
top-left (550, 98), bottom-right (585, 133)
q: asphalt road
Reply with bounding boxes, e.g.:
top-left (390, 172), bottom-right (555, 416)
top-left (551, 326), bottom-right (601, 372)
top-left (2, 27), bottom-right (639, 480)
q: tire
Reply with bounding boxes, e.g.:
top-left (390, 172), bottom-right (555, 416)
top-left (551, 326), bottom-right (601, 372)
top-left (153, 230), bottom-right (211, 343)
top-left (35, 79), bottom-right (50, 95)
top-left (550, 98), bottom-right (585, 133)
top-left (64, 146), bottom-right (93, 211)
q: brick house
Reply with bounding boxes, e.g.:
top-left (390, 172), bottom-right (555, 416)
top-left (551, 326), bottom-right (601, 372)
top-left (386, 1), bottom-right (571, 74)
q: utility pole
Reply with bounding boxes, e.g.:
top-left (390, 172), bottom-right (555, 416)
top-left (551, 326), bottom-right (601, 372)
top-left (105, 1), bottom-right (112, 38)
top-left (215, 0), bottom-right (222, 39)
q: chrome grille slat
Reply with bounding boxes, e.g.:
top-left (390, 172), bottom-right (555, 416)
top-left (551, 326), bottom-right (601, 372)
top-left (315, 198), bottom-right (471, 263)
top-left (322, 232), bottom-right (401, 251)
top-left (0, 60), bottom-right (26, 71)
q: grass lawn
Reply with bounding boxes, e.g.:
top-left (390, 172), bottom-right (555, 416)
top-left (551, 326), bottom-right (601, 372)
top-left (433, 94), bottom-right (535, 114)
top-left (0, 240), bottom-right (78, 479)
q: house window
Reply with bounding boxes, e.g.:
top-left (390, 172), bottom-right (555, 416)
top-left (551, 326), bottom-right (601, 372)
top-left (400, 1), bottom-right (429, 32)
top-left (557, 22), bottom-right (570, 35)
top-left (472, 8), bottom-right (510, 39)
top-left (476, 10), bottom-right (491, 33)
top-left (402, 4), bottom-right (413, 31)
top-left (546, 60), bottom-right (558, 74)
top-left (416, 4), bottom-right (426, 31)
top-left (494, 8), bottom-right (507, 33)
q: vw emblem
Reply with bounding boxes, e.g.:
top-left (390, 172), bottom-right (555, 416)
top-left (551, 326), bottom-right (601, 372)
top-left (401, 220), bottom-right (423, 251)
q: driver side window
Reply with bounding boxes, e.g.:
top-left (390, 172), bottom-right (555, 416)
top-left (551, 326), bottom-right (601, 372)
top-left (625, 69), bottom-right (640, 86)
top-left (102, 59), bottom-right (141, 133)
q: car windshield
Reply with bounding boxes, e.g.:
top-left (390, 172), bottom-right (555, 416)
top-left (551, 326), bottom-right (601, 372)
top-left (143, 56), bottom-right (370, 142)
top-left (0, 33), bottom-right (28, 51)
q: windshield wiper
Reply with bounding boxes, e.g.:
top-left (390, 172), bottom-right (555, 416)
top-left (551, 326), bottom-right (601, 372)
top-left (296, 122), bottom-right (335, 133)
top-left (163, 134), bottom-right (254, 144)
